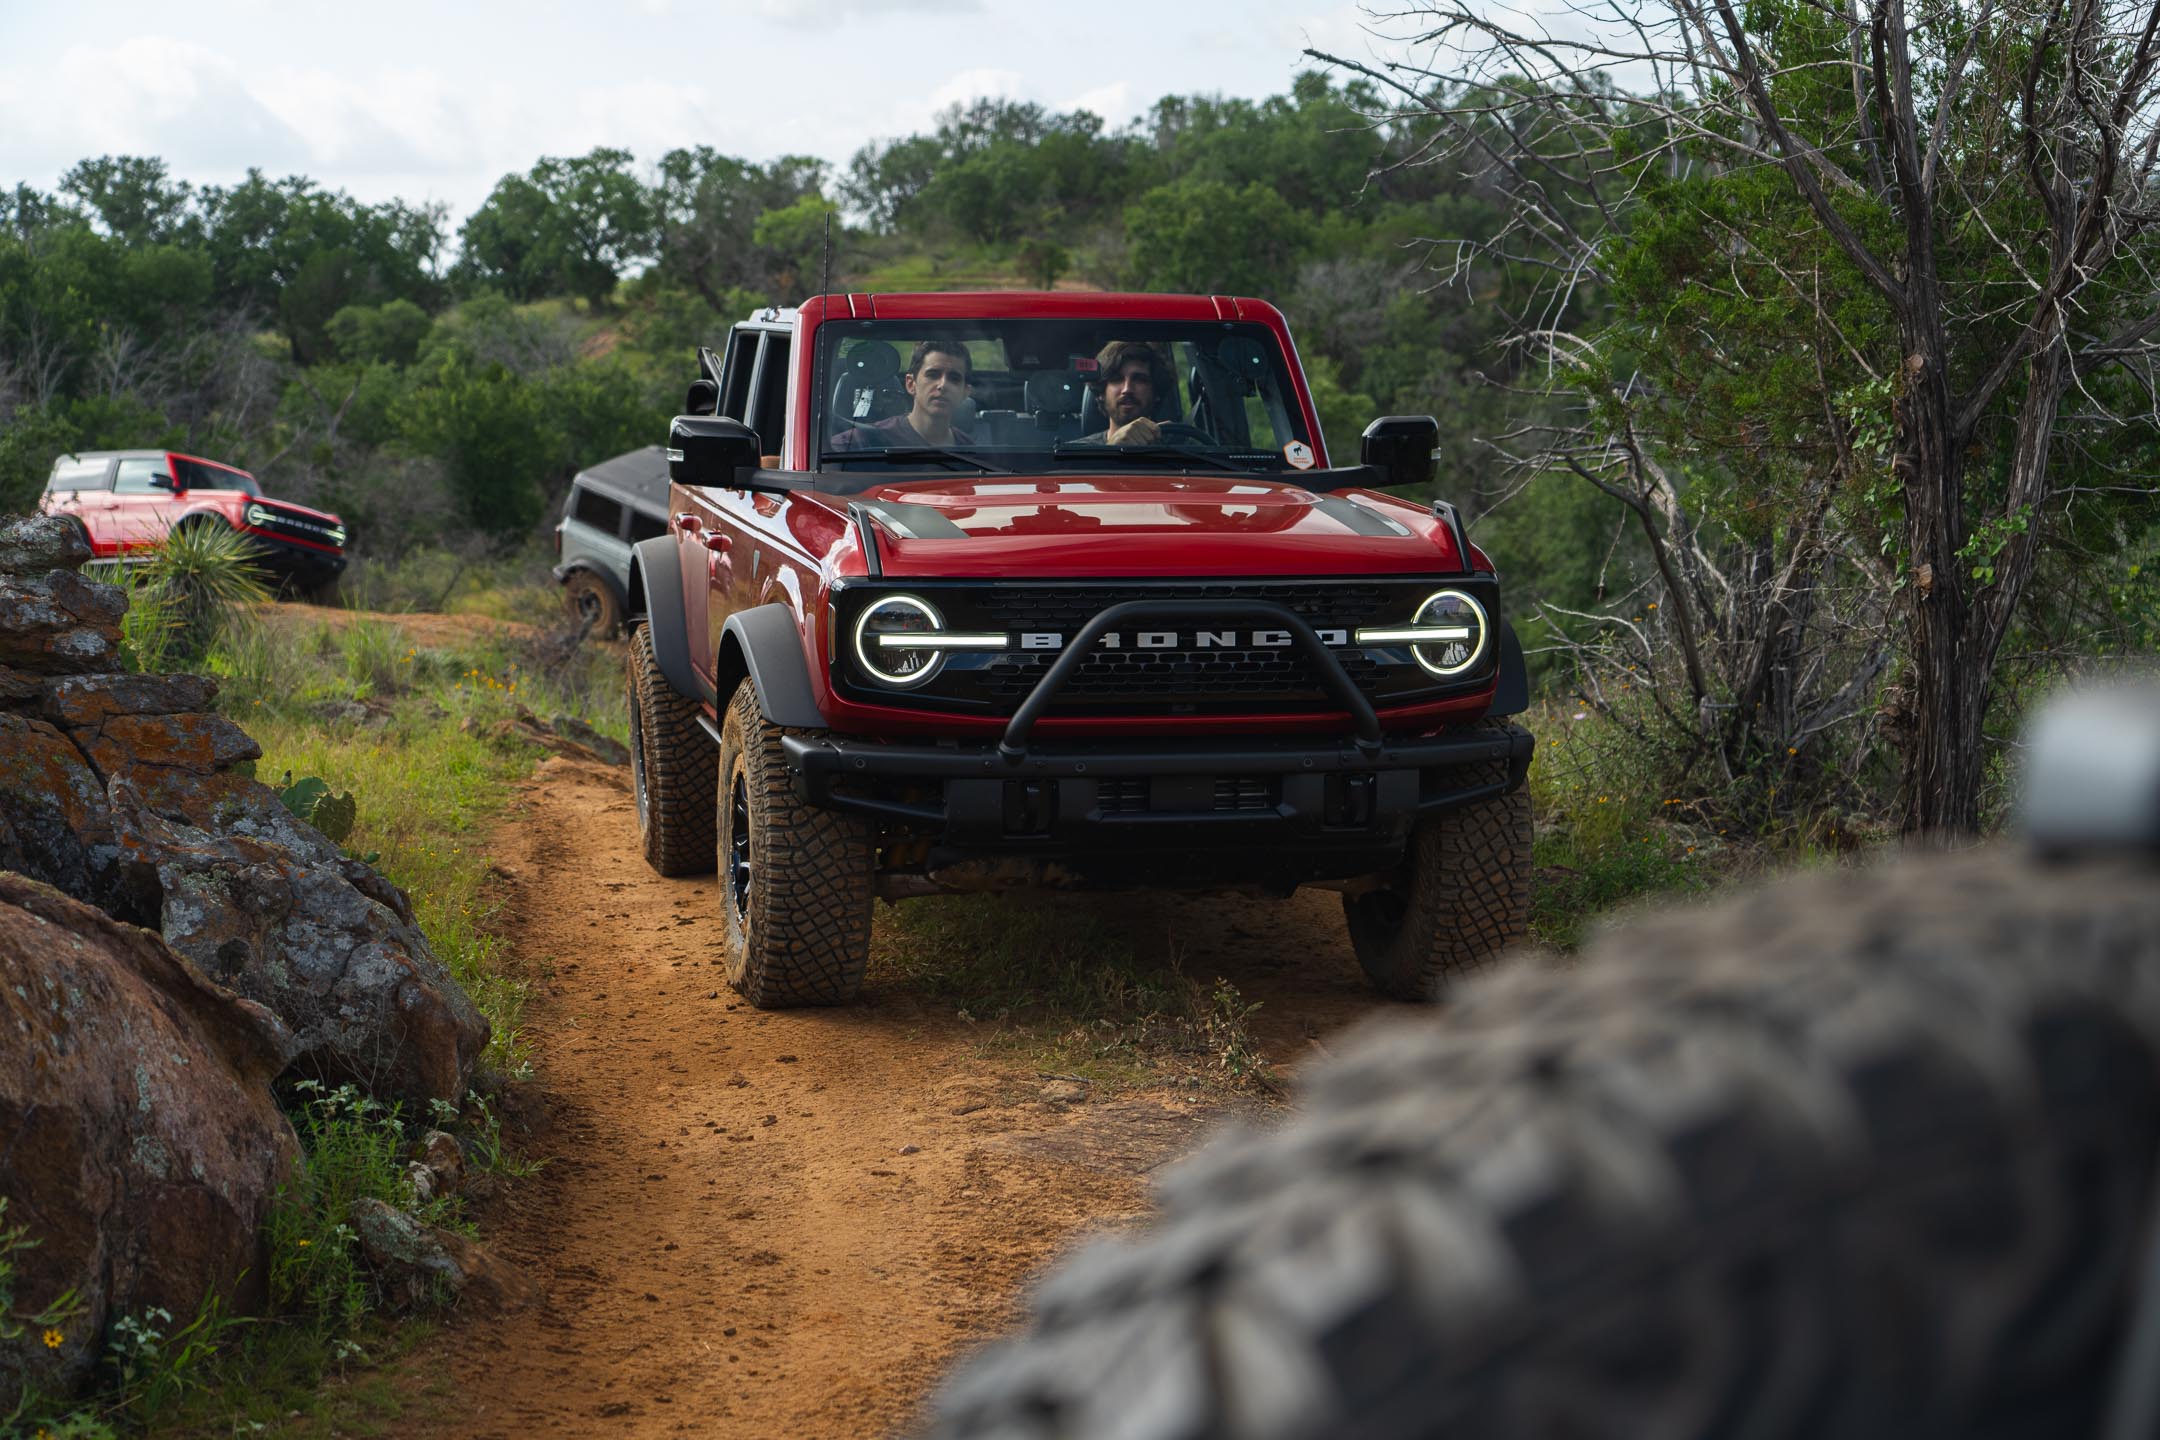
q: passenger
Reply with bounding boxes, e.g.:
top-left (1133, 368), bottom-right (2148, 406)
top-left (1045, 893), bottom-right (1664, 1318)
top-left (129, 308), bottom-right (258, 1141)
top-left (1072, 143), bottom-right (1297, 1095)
top-left (831, 339), bottom-right (975, 449)
top-left (1079, 340), bottom-right (1174, 444)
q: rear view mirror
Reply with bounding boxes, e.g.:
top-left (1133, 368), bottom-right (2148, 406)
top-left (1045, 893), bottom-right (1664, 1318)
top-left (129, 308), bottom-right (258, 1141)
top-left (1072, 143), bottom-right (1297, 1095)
top-left (1360, 416), bottom-right (1440, 490)
top-left (668, 415), bottom-right (761, 489)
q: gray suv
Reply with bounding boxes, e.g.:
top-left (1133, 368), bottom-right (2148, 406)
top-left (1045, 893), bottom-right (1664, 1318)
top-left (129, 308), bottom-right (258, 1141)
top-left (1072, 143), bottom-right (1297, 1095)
top-left (553, 446), bottom-right (670, 635)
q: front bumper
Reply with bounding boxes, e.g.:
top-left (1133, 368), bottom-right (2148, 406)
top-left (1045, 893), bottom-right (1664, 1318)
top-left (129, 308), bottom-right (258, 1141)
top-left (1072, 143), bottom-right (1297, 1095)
top-left (240, 529), bottom-right (347, 581)
top-left (783, 724), bottom-right (1533, 888)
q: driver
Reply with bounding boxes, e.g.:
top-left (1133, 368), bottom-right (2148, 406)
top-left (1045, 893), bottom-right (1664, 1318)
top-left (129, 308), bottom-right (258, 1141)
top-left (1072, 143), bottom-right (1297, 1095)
top-left (832, 339), bottom-right (975, 449)
top-left (1079, 340), bottom-right (1174, 444)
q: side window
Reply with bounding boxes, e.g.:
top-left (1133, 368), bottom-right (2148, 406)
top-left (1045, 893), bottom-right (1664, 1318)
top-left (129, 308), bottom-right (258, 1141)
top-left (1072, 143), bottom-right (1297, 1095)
top-left (626, 510), bottom-right (666, 543)
top-left (572, 488), bottom-right (624, 534)
top-left (719, 331), bottom-right (758, 421)
top-left (47, 458), bottom-right (110, 492)
top-left (750, 335), bottom-right (791, 464)
top-left (113, 459), bottom-right (165, 495)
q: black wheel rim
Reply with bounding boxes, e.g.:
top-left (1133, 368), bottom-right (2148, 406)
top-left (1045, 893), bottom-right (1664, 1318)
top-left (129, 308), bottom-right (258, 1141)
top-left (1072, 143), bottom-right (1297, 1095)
top-left (573, 585), bottom-right (603, 623)
top-left (728, 769), bottom-right (752, 922)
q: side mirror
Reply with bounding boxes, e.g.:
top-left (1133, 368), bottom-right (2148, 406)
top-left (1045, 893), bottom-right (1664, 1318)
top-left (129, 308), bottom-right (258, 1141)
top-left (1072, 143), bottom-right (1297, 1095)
top-left (668, 415), bottom-right (760, 489)
top-left (1360, 416), bottom-right (1440, 490)
top-left (150, 472), bottom-right (179, 492)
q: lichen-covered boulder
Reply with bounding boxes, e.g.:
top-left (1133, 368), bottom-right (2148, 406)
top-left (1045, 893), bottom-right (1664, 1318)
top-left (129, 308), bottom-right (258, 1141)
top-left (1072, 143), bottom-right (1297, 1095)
top-left (0, 873), bottom-right (299, 1413)
top-left (110, 780), bottom-right (490, 1110)
top-left (0, 712), bottom-right (124, 916)
top-left (0, 513), bottom-right (92, 575)
top-left (0, 569), bottom-right (126, 674)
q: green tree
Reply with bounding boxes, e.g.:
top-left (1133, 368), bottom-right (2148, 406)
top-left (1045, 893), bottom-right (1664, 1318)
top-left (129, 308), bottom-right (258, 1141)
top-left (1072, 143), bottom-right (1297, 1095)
top-left (394, 351), bottom-right (555, 535)
top-left (528, 148), bottom-right (653, 309)
top-left (1124, 178), bottom-right (1313, 294)
top-left (457, 174), bottom-right (560, 301)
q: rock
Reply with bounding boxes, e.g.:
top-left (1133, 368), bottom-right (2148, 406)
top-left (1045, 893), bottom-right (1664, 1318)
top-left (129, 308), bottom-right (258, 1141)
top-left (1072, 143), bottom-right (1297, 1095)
top-left (898, 1143), bottom-right (920, 1155)
top-left (0, 514), bottom-right (92, 576)
top-left (72, 711), bottom-right (262, 780)
top-left (40, 673), bottom-right (219, 728)
top-left (109, 779), bottom-right (490, 1111)
top-left (347, 1197), bottom-right (533, 1313)
top-left (416, 1129), bottom-right (465, 1196)
top-left (547, 713), bottom-right (629, 767)
top-left (1041, 1080), bottom-right (1089, 1104)
top-left (0, 873), bottom-right (298, 1414)
top-left (0, 666), bottom-right (50, 706)
top-left (0, 713), bottom-right (127, 920)
top-left (405, 1161), bottom-right (437, 1206)
top-left (0, 569), bottom-right (127, 674)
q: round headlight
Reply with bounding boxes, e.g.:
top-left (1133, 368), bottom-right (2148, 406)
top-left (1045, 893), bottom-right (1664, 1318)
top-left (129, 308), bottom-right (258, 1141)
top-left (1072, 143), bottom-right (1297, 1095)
top-left (1408, 590), bottom-right (1488, 678)
top-left (852, 594), bottom-right (945, 687)
top-left (245, 502), bottom-right (271, 527)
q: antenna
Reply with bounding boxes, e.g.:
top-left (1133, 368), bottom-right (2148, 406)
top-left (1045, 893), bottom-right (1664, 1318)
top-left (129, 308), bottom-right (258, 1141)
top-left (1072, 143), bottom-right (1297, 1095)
top-left (820, 208), bottom-right (834, 301)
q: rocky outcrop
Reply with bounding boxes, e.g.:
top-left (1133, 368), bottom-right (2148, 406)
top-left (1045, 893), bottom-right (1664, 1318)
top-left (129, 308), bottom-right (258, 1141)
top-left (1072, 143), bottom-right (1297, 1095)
top-left (0, 514), bottom-right (489, 1109)
top-left (348, 1197), bottom-right (534, 1313)
top-left (0, 873), bottom-right (299, 1412)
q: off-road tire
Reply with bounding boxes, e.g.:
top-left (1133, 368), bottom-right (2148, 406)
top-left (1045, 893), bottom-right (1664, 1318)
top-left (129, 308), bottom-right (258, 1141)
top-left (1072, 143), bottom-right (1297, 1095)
top-left (562, 568), bottom-right (622, 637)
top-left (1342, 718), bottom-right (1532, 1000)
top-left (626, 621), bottom-right (716, 876)
top-left (715, 677), bottom-right (874, 1006)
top-left (928, 848), bottom-right (2160, 1440)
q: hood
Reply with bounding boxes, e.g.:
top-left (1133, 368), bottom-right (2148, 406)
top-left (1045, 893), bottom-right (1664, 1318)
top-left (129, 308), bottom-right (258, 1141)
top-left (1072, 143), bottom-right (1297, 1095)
top-left (840, 474), bottom-right (1467, 578)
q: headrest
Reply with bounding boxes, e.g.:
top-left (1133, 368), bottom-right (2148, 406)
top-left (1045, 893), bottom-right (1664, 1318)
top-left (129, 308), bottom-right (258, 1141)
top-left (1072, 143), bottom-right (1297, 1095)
top-left (1025, 371), bottom-right (1085, 416)
top-left (840, 341), bottom-right (899, 378)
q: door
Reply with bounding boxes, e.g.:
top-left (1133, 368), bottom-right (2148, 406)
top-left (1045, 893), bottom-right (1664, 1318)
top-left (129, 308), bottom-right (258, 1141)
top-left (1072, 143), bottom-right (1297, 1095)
top-left (43, 457), bottom-right (117, 552)
top-left (109, 457), bottom-right (175, 552)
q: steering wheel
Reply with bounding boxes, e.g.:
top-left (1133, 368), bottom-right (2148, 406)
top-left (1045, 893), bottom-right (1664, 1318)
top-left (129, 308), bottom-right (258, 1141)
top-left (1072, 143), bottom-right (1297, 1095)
top-left (1151, 422), bottom-right (1213, 446)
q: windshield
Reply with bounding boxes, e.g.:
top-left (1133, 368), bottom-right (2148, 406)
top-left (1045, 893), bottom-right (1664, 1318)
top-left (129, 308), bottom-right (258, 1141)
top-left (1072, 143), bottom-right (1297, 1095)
top-left (170, 455), bottom-right (260, 495)
top-left (815, 320), bottom-right (1315, 476)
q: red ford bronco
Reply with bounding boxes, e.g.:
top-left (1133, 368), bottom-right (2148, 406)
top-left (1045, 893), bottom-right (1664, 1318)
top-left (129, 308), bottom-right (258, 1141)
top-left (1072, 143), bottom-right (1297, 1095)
top-left (40, 449), bottom-right (348, 595)
top-left (624, 293), bottom-right (1533, 1007)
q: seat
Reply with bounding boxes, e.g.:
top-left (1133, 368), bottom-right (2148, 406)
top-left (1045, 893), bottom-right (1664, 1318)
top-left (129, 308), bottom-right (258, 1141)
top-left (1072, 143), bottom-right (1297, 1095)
top-left (1025, 371), bottom-right (1087, 441)
top-left (828, 342), bottom-right (907, 437)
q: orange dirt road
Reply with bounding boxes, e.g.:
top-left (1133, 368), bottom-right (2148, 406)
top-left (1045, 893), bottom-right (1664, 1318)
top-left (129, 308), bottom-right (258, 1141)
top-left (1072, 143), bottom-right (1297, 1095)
top-left (415, 754), bottom-right (1398, 1438)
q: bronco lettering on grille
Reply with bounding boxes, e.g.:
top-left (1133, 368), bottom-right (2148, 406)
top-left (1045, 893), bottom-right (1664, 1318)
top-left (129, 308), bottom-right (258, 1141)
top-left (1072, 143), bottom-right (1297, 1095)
top-left (1018, 629), bottom-right (1352, 651)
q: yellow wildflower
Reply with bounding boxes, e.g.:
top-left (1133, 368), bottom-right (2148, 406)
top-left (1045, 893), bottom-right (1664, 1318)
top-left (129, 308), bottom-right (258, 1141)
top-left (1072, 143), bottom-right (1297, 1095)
top-left (41, 1328), bottom-right (62, 1350)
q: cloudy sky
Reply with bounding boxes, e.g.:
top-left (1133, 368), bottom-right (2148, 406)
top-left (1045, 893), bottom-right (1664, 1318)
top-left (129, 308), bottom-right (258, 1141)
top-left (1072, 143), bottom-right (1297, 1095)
top-left (0, 1), bottom-right (1400, 223)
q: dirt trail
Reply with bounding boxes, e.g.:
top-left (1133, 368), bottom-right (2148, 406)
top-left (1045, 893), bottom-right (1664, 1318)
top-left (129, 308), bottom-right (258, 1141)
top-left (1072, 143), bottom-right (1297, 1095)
top-left (417, 754), bottom-right (1396, 1438)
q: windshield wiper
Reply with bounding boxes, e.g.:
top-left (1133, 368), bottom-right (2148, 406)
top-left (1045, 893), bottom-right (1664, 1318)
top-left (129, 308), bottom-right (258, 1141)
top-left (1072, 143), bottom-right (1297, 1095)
top-left (1051, 443), bottom-right (1251, 475)
top-left (819, 447), bottom-right (1006, 475)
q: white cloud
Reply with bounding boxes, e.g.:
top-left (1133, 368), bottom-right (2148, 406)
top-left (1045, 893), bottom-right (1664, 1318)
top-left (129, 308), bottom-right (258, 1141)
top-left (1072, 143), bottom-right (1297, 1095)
top-left (46, 37), bottom-right (310, 173)
top-left (1062, 81), bottom-right (1134, 124)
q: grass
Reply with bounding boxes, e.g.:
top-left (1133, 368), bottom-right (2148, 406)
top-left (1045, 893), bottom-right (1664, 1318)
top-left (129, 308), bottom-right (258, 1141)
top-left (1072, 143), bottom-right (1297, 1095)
top-left (335, 543), bottom-right (564, 625)
top-left (870, 895), bottom-right (1277, 1093)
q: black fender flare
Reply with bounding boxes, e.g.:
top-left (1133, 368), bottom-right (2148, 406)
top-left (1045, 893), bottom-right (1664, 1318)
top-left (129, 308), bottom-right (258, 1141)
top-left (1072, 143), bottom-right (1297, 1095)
top-left (1488, 618), bottom-right (1529, 718)
top-left (718, 605), bottom-right (825, 729)
top-left (627, 537), bottom-right (714, 708)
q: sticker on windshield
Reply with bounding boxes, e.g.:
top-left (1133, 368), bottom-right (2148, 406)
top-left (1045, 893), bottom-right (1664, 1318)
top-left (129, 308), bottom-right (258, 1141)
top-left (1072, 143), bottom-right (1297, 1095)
top-left (1283, 440), bottom-right (1315, 471)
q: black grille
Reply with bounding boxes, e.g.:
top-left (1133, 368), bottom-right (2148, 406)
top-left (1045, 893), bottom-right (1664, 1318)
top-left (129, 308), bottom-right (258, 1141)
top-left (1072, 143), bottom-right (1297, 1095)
top-left (249, 506), bottom-right (342, 548)
top-left (976, 582), bottom-right (1398, 708)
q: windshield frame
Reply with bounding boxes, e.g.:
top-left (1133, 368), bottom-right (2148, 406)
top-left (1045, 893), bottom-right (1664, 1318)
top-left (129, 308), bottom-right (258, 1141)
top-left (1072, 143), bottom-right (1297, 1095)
top-left (811, 317), bottom-right (1319, 481)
